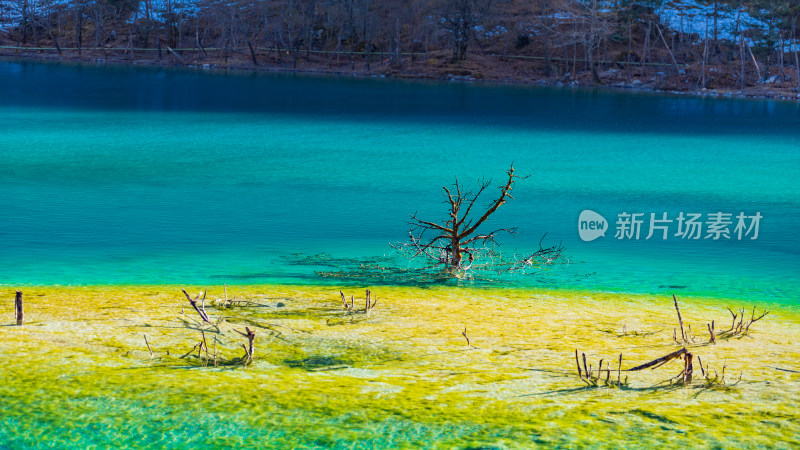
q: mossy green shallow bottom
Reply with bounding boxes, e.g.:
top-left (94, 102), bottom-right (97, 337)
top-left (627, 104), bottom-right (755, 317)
top-left (1, 285), bottom-right (798, 449)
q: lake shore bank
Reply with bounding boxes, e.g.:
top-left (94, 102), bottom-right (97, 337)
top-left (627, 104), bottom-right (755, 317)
top-left (4, 47), bottom-right (800, 103)
top-left (2, 284), bottom-right (798, 447)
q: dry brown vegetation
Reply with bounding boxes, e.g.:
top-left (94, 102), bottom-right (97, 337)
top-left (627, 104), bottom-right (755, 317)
top-left (2, 0), bottom-right (799, 98)
top-left (575, 294), bottom-right (769, 391)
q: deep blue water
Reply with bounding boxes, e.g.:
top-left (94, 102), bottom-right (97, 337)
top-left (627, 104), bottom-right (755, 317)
top-left (1, 58), bottom-right (798, 302)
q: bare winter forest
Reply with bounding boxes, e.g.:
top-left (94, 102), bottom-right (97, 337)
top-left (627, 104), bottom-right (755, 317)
top-left (2, 0), bottom-right (799, 95)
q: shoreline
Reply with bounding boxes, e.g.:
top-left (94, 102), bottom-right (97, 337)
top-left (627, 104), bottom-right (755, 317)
top-left (2, 283), bottom-right (792, 311)
top-left (4, 49), bottom-right (800, 103)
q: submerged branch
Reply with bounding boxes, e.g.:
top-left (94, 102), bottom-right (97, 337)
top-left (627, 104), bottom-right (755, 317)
top-left (182, 288), bottom-right (210, 323)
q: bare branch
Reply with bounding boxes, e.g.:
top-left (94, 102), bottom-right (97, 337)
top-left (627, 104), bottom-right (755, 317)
top-left (409, 213), bottom-right (452, 233)
top-left (628, 348), bottom-right (688, 371)
top-left (393, 164), bottom-right (564, 277)
top-left (182, 288), bottom-right (210, 323)
top-left (458, 165), bottom-right (519, 239)
top-left (456, 180), bottom-right (491, 228)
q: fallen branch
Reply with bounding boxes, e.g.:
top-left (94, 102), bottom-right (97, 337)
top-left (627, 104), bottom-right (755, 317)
top-left (164, 41), bottom-right (185, 63)
top-left (144, 334), bottom-right (154, 359)
top-left (182, 288), bottom-right (211, 323)
top-left (628, 347), bottom-right (687, 371)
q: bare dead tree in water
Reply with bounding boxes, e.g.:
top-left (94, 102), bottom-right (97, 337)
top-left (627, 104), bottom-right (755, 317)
top-left (392, 164), bottom-right (565, 276)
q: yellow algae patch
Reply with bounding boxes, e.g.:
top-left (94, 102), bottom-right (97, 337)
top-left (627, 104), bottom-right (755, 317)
top-left (0, 285), bottom-right (799, 448)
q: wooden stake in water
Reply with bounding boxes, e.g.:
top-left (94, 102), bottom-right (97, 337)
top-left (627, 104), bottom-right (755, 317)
top-left (144, 335), bottom-right (154, 359)
top-left (673, 294), bottom-right (686, 342)
top-left (14, 290), bottom-right (23, 325)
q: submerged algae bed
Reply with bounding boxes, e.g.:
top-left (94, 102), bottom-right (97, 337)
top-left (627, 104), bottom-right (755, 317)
top-left (1, 285), bottom-right (799, 448)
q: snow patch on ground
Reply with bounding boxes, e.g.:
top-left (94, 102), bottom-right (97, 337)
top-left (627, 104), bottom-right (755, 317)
top-left (658, 1), bottom-right (760, 41)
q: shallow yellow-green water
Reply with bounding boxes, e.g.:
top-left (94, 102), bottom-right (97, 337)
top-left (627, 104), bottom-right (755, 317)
top-left (1, 285), bottom-right (798, 448)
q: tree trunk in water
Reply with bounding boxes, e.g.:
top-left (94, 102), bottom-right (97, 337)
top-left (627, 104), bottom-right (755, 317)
top-left (450, 237), bottom-right (461, 270)
top-left (14, 291), bottom-right (23, 325)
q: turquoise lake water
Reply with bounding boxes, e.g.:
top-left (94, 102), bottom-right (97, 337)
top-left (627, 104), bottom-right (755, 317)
top-left (1, 59), bottom-right (798, 302)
